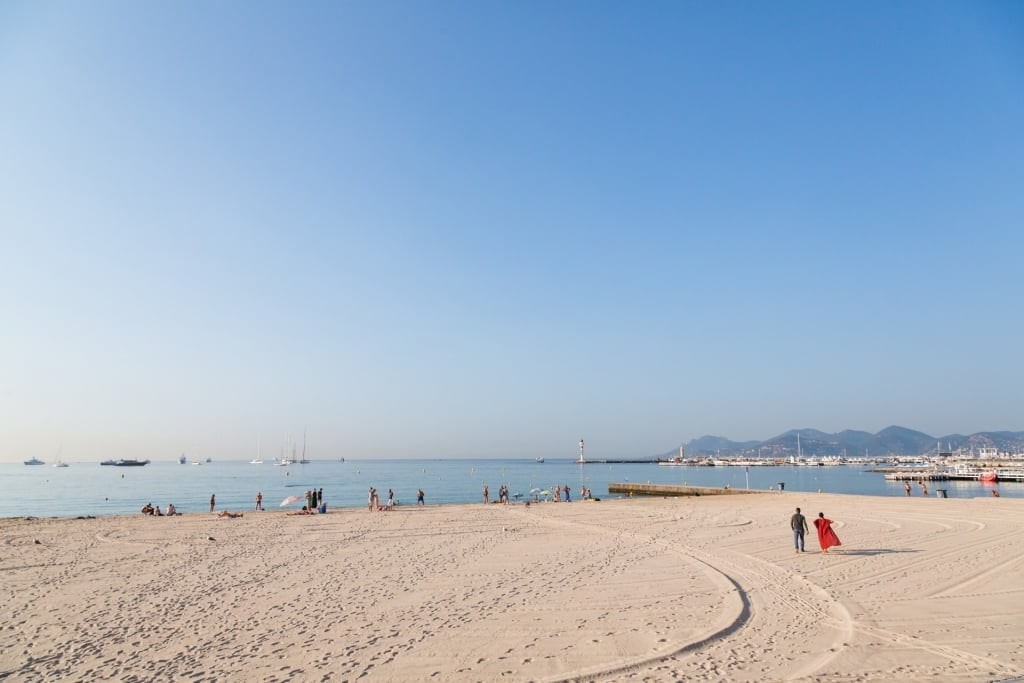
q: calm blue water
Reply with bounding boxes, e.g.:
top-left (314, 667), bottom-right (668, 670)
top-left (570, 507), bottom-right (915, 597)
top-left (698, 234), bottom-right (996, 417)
top-left (1, 459), bottom-right (1017, 518)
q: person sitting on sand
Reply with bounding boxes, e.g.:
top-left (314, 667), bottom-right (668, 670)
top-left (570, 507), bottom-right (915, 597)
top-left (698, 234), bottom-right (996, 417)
top-left (288, 506), bottom-right (310, 516)
top-left (166, 503), bottom-right (177, 516)
top-left (217, 510), bottom-right (243, 519)
top-left (141, 503), bottom-right (153, 515)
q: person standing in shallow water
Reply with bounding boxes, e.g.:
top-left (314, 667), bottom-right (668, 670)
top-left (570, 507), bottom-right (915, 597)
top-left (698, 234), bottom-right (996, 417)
top-left (904, 481), bottom-right (911, 496)
top-left (482, 485), bottom-right (489, 504)
top-left (210, 494), bottom-right (215, 513)
top-left (814, 512), bottom-right (842, 553)
top-left (255, 492), bottom-right (263, 511)
top-left (790, 507), bottom-right (809, 553)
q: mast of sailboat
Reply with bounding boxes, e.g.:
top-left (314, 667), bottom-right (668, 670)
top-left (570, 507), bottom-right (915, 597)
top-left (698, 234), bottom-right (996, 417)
top-left (797, 433), bottom-right (801, 460)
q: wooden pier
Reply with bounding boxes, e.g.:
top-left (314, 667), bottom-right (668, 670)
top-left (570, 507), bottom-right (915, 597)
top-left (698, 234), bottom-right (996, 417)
top-left (608, 483), bottom-right (765, 497)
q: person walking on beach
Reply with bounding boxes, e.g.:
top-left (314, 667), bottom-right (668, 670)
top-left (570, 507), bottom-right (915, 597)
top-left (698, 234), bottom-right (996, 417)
top-left (210, 494), bottom-right (215, 513)
top-left (790, 507), bottom-right (809, 553)
top-left (904, 481), bottom-right (911, 496)
top-left (255, 492), bottom-right (263, 511)
top-left (482, 485), bottom-right (489, 504)
top-left (416, 488), bottom-right (425, 506)
top-left (814, 512), bottom-right (842, 553)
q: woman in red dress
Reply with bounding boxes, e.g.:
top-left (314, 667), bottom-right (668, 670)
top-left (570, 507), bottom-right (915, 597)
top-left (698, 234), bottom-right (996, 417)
top-left (814, 512), bottom-right (842, 553)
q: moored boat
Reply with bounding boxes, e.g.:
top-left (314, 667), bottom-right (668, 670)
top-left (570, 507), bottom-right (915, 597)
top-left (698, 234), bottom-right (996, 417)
top-left (100, 459), bottom-right (150, 466)
top-left (24, 457), bottom-right (45, 466)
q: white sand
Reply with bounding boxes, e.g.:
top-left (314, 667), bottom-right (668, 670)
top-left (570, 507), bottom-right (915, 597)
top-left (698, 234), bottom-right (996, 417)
top-left (2, 493), bottom-right (1022, 682)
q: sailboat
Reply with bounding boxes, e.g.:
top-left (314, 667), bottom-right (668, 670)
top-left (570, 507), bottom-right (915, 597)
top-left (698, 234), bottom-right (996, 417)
top-left (298, 429), bottom-right (310, 464)
top-left (53, 447), bottom-right (69, 468)
top-left (250, 438), bottom-right (263, 464)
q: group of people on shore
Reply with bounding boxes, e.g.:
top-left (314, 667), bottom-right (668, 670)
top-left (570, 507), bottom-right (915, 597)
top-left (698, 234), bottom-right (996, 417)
top-left (482, 483), bottom-right (595, 504)
top-left (364, 485), bottom-right (411, 511)
top-left (790, 507), bottom-right (841, 553)
top-left (289, 488), bottom-right (327, 515)
top-left (903, 480), bottom-right (929, 496)
top-left (140, 502), bottom-right (178, 516)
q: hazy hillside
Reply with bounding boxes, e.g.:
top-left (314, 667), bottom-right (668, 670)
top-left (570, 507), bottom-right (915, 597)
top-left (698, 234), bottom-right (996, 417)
top-left (671, 427), bottom-right (1024, 457)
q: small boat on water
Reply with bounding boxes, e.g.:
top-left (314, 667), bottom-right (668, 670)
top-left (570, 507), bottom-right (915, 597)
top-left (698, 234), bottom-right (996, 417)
top-left (100, 459), bottom-right (150, 467)
top-left (535, 457), bottom-right (544, 463)
top-left (24, 457), bottom-right (45, 466)
top-left (179, 453), bottom-right (187, 464)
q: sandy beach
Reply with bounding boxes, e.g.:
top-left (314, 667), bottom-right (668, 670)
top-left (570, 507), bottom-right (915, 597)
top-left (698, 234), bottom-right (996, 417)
top-left (2, 493), bottom-right (1022, 682)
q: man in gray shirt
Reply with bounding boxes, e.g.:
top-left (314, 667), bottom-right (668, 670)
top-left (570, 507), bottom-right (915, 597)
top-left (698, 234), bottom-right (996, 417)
top-left (790, 507), bottom-right (809, 553)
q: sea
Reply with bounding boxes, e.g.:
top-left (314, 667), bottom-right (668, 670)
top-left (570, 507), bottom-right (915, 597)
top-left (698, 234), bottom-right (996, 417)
top-left (1, 459), bottom-right (1018, 519)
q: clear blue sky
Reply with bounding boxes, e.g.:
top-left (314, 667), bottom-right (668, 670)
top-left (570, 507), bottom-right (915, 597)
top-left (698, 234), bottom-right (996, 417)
top-left (2, 1), bottom-right (1022, 461)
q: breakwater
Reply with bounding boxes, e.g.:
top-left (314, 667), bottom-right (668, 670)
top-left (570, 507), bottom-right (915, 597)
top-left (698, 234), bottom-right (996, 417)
top-left (608, 482), bottom-right (765, 497)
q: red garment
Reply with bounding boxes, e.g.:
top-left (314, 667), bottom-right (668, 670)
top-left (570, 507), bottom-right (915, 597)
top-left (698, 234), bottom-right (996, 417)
top-left (814, 517), bottom-right (842, 551)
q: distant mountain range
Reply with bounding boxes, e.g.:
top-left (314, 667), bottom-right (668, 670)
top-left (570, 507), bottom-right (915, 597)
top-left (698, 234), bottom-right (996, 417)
top-left (667, 427), bottom-right (1024, 458)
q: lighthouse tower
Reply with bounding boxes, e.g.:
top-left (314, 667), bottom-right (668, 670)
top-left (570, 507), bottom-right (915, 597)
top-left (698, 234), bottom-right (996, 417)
top-left (578, 438), bottom-right (585, 464)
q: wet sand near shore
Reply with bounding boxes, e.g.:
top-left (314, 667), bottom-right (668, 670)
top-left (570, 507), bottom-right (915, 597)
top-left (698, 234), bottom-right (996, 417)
top-left (2, 494), bottom-right (1022, 682)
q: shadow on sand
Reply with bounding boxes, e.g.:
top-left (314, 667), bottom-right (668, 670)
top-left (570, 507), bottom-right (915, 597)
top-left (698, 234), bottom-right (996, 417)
top-left (828, 548), bottom-right (921, 557)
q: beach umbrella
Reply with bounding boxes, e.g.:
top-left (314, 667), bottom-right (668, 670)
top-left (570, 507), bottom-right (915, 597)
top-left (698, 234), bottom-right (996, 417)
top-left (280, 494), bottom-right (304, 507)
top-left (529, 488), bottom-right (542, 495)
